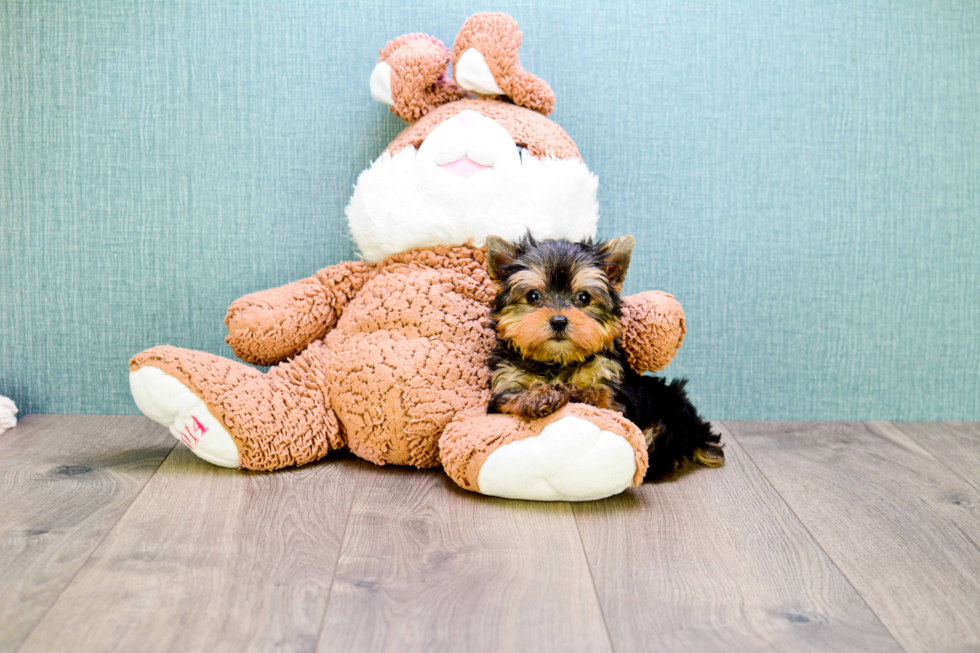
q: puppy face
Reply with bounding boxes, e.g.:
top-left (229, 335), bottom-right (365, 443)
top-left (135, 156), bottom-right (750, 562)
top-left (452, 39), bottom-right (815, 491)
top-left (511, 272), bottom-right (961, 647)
top-left (487, 233), bottom-right (634, 365)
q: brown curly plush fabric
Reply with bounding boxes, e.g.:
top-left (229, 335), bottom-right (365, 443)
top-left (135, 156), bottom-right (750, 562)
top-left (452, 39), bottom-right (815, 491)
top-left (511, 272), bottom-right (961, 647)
top-left (130, 345), bottom-right (342, 470)
top-left (130, 245), bottom-right (682, 475)
top-left (440, 403), bottom-right (648, 492)
top-left (225, 260), bottom-right (374, 366)
top-left (619, 292), bottom-right (687, 374)
top-left (451, 13), bottom-right (556, 116)
top-left (379, 34), bottom-right (467, 123)
top-left (388, 98), bottom-right (580, 160)
top-left (319, 246), bottom-right (496, 468)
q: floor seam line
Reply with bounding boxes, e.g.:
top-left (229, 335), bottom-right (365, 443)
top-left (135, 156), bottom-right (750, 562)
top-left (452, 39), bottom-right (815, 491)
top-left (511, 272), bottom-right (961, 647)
top-left (864, 422), bottom-right (980, 557)
top-left (868, 421), bottom-right (980, 494)
top-left (572, 504), bottom-right (618, 653)
top-left (13, 427), bottom-right (177, 653)
top-left (719, 421), bottom-right (912, 653)
top-left (313, 459), bottom-right (363, 650)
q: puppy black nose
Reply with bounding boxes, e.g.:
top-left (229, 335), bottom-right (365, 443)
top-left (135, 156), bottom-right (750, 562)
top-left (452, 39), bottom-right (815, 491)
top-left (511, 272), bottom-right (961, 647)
top-left (549, 315), bottom-right (569, 331)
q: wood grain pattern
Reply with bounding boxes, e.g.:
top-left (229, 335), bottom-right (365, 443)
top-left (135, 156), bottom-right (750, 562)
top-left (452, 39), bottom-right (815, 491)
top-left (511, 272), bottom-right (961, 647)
top-left (574, 423), bottom-right (900, 652)
top-left (0, 415), bottom-right (174, 653)
top-left (317, 464), bottom-right (613, 653)
top-left (728, 421), bottom-right (980, 653)
top-left (872, 421), bottom-right (980, 492)
top-left (4, 418), bottom-right (978, 653)
top-left (18, 446), bottom-right (361, 653)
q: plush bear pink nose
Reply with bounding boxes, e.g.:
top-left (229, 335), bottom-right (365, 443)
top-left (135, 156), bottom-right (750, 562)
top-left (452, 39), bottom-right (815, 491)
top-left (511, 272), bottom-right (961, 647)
top-left (440, 158), bottom-right (490, 178)
top-left (456, 109), bottom-right (481, 127)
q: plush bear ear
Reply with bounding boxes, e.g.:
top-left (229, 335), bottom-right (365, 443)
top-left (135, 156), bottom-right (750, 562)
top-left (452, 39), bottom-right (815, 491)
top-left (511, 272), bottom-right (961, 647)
top-left (451, 13), bottom-right (555, 116)
top-left (597, 236), bottom-right (635, 290)
top-left (370, 34), bottom-right (468, 123)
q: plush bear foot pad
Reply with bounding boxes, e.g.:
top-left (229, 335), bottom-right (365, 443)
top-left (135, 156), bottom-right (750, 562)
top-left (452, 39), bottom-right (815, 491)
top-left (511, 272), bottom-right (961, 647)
top-left (477, 416), bottom-right (637, 501)
top-left (129, 366), bottom-right (240, 468)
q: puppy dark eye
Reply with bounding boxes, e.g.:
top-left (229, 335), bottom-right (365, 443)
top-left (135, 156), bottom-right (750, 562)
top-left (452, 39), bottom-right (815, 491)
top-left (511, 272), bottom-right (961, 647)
top-left (576, 291), bottom-right (591, 306)
top-left (526, 290), bottom-right (542, 304)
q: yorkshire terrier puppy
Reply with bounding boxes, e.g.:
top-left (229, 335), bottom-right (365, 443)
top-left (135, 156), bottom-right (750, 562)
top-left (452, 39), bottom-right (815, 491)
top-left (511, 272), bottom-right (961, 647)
top-left (486, 233), bottom-right (724, 480)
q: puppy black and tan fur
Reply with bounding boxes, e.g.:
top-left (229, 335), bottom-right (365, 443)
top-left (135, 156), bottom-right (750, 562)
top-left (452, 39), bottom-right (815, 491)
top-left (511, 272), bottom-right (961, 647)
top-left (486, 233), bottom-right (724, 481)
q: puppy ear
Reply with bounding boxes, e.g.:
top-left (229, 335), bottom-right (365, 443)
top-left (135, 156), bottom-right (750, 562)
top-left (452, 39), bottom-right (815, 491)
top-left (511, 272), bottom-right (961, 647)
top-left (485, 235), bottom-right (518, 280)
top-left (598, 235), bottom-right (634, 290)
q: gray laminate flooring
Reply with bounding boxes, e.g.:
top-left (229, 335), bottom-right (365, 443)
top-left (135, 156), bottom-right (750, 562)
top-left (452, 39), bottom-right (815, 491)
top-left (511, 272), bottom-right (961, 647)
top-left (2, 415), bottom-right (978, 652)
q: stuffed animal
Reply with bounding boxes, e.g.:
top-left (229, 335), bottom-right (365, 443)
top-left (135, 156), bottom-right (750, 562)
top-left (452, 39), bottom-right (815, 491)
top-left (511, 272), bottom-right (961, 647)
top-left (0, 396), bottom-right (17, 435)
top-left (129, 13), bottom-right (686, 501)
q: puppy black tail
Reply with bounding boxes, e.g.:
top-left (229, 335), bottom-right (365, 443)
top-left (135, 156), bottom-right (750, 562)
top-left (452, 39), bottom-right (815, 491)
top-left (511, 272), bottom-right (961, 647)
top-left (624, 376), bottom-right (724, 481)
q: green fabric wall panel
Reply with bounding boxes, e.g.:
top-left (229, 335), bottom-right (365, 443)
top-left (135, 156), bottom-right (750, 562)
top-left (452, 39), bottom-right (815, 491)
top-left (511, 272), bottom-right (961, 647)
top-left (1, 1), bottom-right (978, 418)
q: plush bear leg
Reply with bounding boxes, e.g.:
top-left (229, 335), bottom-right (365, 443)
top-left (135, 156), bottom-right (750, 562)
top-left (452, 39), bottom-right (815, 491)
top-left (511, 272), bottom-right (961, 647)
top-left (129, 343), bottom-right (344, 471)
top-left (439, 404), bottom-right (648, 501)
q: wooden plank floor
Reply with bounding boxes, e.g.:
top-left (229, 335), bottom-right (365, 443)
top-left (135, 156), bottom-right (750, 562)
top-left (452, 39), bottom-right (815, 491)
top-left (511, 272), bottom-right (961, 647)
top-left (0, 416), bottom-right (174, 653)
top-left (1, 416), bottom-right (978, 652)
top-left (730, 421), bottom-right (980, 653)
top-left (573, 424), bottom-right (899, 652)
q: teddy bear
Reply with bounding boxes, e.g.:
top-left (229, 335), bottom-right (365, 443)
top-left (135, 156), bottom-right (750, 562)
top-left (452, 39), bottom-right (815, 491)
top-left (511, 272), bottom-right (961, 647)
top-left (128, 12), bottom-right (686, 501)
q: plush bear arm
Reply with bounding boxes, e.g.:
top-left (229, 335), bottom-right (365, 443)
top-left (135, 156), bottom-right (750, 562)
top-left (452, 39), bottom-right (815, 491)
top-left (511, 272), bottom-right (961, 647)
top-left (224, 261), bottom-right (374, 366)
top-left (619, 291), bottom-right (687, 374)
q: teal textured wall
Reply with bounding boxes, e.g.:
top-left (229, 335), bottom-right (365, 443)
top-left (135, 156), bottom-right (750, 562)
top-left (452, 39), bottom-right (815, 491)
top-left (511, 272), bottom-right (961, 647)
top-left (2, 1), bottom-right (978, 419)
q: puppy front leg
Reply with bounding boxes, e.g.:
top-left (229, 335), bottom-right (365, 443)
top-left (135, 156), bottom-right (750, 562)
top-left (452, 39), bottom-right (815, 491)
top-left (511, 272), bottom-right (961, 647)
top-left (565, 385), bottom-right (624, 413)
top-left (489, 384), bottom-right (571, 419)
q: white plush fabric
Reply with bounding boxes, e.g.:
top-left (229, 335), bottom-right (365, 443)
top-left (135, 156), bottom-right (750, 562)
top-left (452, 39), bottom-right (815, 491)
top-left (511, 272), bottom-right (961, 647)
top-left (346, 109), bottom-right (600, 262)
top-left (130, 367), bottom-right (239, 468)
top-left (455, 48), bottom-right (505, 95)
top-left (0, 396), bottom-right (17, 435)
top-left (369, 61), bottom-right (394, 106)
top-left (477, 416), bottom-right (637, 501)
